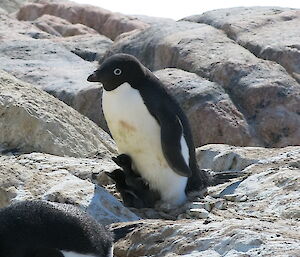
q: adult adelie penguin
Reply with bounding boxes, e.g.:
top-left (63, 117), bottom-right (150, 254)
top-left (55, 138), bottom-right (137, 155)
top-left (88, 54), bottom-right (209, 205)
top-left (0, 201), bottom-right (114, 257)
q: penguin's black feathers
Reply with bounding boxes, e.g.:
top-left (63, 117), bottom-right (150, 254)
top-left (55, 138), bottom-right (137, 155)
top-left (139, 75), bottom-right (194, 178)
top-left (0, 201), bottom-right (113, 257)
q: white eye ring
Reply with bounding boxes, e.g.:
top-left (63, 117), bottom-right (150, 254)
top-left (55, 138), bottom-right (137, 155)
top-left (114, 68), bottom-right (122, 76)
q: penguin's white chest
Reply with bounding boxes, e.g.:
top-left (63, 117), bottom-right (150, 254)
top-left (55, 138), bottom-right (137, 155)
top-left (102, 83), bottom-right (187, 204)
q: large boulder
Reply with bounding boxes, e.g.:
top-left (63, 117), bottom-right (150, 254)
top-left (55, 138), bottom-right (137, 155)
top-left (0, 70), bottom-right (116, 157)
top-left (111, 145), bottom-right (300, 256)
top-left (0, 152), bottom-right (139, 224)
top-left (16, 1), bottom-right (149, 40)
top-left (71, 83), bottom-right (109, 131)
top-left (0, 0), bottom-right (67, 13)
top-left (0, 0), bottom-right (27, 13)
top-left (0, 30), bottom-right (96, 106)
top-left (0, 14), bottom-right (112, 125)
top-left (107, 19), bottom-right (300, 147)
top-left (112, 218), bottom-right (299, 257)
top-left (0, 12), bottom-right (52, 40)
top-left (52, 34), bottom-right (113, 62)
top-left (183, 7), bottom-right (300, 83)
top-left (31, 14), bottom-right (98, 37)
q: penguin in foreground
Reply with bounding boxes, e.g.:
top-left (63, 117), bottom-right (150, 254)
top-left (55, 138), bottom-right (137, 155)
top-left (88, 53), bottom-right (209, 206)
top-left (0, 201), bottom-right (116, 257)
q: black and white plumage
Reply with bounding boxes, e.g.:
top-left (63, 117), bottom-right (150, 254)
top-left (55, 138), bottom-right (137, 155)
top-left (0, 201), bottom-right (114, 257)
top-left (88, 54), bottom-right (209, 205)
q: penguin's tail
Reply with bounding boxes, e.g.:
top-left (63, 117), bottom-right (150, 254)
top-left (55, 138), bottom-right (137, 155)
top-left (207, 170), bottom-right (248, 186)
top-left (109, 223), bottom-right (141, 242)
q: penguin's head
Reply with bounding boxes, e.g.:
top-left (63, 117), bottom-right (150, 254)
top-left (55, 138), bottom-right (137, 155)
top-left (87, 54), bottom-right (147, 91)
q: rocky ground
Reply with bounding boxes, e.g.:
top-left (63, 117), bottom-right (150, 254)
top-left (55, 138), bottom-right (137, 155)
top-left (0, 1), bottom-right (299, 256)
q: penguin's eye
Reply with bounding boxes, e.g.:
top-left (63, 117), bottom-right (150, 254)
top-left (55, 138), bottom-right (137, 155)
top-left (113, 68), bottom-right (122, 76)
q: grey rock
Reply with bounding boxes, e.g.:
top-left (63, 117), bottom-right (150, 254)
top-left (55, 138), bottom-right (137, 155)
top-left (16, 1), bottom-right (149, 40)
top-left (0, 7), bottom-right (8, 14)
top-left (52, 34), bottom-right (113, 62)
top-left (0, 0), bottom-right (67, 13)
top-left (0, 13), bottom-right (53, 40)
top-left (0, 0), bottom-right (27, 13)
top-left (199, 144), bottom-right (300, 220)
top-left (196, 144), bottom-right (262, 172)
top-left (187, 208), bottom-right (209, 219)
top-left (72, 83), bottom-right (108, 130)
top-left (32, 14), bottom-right (98, 37)
top-left (0, 70), bottom-right (116, 157)
top-left (112, 145), bottom-right (300, 256)
top-left (0, 14), bottom-right (112, 127)
top-left (0, 152), bottom-right (139, 224)
top-left (112, 218), bottom-right (299, 256)
top-left (0, 37), bottom-right (97, 106)
top-left (132, 14), bottom-right (175, 25)
top-left (183, 7), bottom-right (300, 83)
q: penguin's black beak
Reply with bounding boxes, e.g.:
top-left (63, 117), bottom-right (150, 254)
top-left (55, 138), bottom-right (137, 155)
top-left (87, 71), bottom-right (99, 82)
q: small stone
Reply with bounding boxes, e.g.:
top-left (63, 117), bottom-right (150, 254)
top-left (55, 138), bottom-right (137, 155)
top-left (223, 194), bottom-right (247, 202)
top-left (204, 202), bottom-right (212, 212)
top-left (187, 208), bottom-right (209, 219)
top-left (214, 199), bottom-right (227, 210)
top-left (177, 213), bottom-right (187, 220)
top-left (189, 201), bottom-right (206, 209)
top-left (236, 195), bottom-right (247, 202)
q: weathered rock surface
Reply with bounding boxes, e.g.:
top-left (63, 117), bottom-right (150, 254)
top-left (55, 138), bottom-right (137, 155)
top-left (107, 17), bottom-right (300, 147)
top-left (197, 145), bottom-right (300, 220)
top-left (0, 152), bottom-right (138, 224)
top-left (0, 0), bottom-right (66, 13)
top-left (0, 0), bottom-right (27, 13)
top-left (72, 83), bottom-right (109, 131)
top-left (0, 20), bottom-right (97, 105)
top-left (183, 7), bottom-right (300, 83)
top-left (112, 218), bottom-right (299, 257)
top-left (52, 34), bottom-right (113, 62)
top-left (32, 14), bottom-right (98, 37)
top-left (196, 144), bottom-right (290, 171)
top-left (0, 12), bottom-right (52, 40)
top-left (111, 145), bottom-right (300, 256)
top-left (0, 14), bottom-right (112, 125)
top-left (0, 70), bottom-right (116, 157)
top-left (0, 7), bottom-right (8, 14)
top-left (16, 1), bottom-right (149, 40)
top-left (132, 15), bottom-right (175, 25)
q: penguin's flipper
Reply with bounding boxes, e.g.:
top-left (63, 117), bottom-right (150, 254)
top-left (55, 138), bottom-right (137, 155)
top-left (155, 106), bottom-right (192, 177)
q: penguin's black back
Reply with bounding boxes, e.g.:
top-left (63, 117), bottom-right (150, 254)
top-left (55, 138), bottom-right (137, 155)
top-left (138, 72), bottom-right (209, 191)
top-left (0, 201), bottom-right (113, 257)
